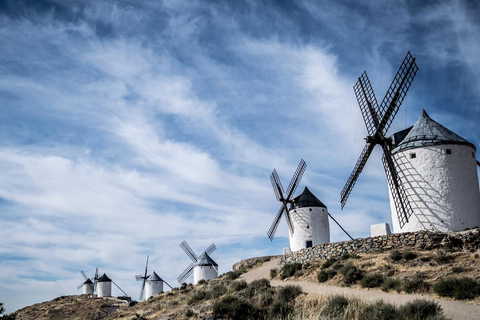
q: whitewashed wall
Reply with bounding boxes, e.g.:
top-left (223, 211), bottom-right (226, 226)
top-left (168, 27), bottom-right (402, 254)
top-left (288, 206), bottom-right (330, 252)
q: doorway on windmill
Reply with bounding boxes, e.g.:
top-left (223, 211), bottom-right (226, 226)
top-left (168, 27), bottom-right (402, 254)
top-left (306, 240), bottom-right (313, 248)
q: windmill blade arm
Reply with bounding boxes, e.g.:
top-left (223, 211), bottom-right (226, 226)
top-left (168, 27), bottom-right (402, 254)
top-left (139, 279), bottom-right (146, 300)
top-left (77, 283), bottom-right (84, 290)
top-left (135, 275), bottom-right (143, 281)
top-left (163, 280), bottom-right (174, 290)
top-left (80, 270), bottom-right (88, 281)
top-left (354, 71), bottom-right (381, 136)
top-left (327, 212), bottom-right (353, 240)
top-left (341, 143), bottom-right (375, 208)
top-left (267, 206), bottom-right (285, 240)
top-left (270, 169), bottom-right (285, 201)
top-left (180, 241), bottom-right (198, 263)
top-left (377, 52), bottom-right (418, 136)
top-left (177, 263), bottom-right (195, 284)
top-left (284, 210), bottom-right (295, 235)
top-left (381, 146), bottom-right (413, 228)
top-left (112, 280), bottom-right (128, 297)
top-left (205, 243), bottom-right (216, 255)
top-left (286, 159), bottom-right (307, 199)
top-left (144, 255), bottom-right (149, 279)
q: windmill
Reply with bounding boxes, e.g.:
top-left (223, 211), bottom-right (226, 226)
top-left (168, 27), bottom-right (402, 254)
top-left (135, 255), bottom-right (173, 300)
top-left (340, 51), bottom-right (418, 229)
top-left (97, 273), bottom-right (129, 298)
top-left (268, 159), bottom-right (353, 252)
top-left (77, 268), bottom-right (98, 295)
top-left (177, 241), bottom-right (218, 285)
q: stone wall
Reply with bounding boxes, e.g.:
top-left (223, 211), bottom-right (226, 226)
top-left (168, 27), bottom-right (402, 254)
top-left (282, 228), bottom-right (480, 265)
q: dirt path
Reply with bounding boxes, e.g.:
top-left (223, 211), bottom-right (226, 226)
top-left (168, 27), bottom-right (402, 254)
top-left (240, 258), bottom-right (480, 320)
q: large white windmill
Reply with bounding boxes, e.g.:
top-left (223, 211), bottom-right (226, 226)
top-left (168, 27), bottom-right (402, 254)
top-left (135, 256), bottom-right (173, 300)
top-left (268, 159), bottom-right (353, 252)
top-left (77, 268), bottom-right (98, 295)
top-left (341, 51), bottom-right (480, 233)
top-left (97, 273), bottom-right (129, 298)
top-left (177, 241), bottom-right (218, 285)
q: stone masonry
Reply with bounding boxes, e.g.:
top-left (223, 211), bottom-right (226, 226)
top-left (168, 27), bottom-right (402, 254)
top-left (282, 228), bottom-right (480, 265)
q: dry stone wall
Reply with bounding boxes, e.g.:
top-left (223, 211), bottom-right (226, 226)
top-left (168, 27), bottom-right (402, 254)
top-left (282, 228), bottom-right (480, 265)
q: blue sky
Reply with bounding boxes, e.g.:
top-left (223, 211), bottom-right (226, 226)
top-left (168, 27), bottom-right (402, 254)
top-left (1, 0), bottom-right (480, 313)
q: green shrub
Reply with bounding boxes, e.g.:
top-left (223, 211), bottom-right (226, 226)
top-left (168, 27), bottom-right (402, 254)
top-left (339, 263), bottom-right (364, 285)
top-left (211, 283), bottom-right (227, 298)
top-left (321, 295), bottom-right (350, 318)
top-left (188, 290), bottom-right (209, 304)
top-left (360, 273), bottom-right (384, 288)
top-left (255, 290), bottom-right (273, 308)
top-left (317, 270), bottom-right (336, 283)
top-left (270, 268), bottom-right (278, 279)
top-left (267, 299), bottom-right (291, 320)
top-left (434, 277), bottom-right (479, 300)
top-left (390, 250), bottom-right (403, 262)
top-left (398, 299), bottom-right (446, 320)
top-left (321, 258), bottom-right (337, 269)
top-left (245, 278), bottom-right (271, 297)
top-left (231, 279), bottom-right (248, 291)
top-left (213, 295), bottom-right (258, 320)
top-left (226, 270), bottom-right (243, 280)
top-left (280, 263), bottom-right (303, 279)
top-left (451, 266), bottom-right (464, 273)
top-left (402, 250), bottom-right (417, 261)
top-left (185, 309), bottom-right (194, 317)
top-left (386, 269), bottom-right (395, 277)
top-left (197, 279), bottom-right (206, 285)
top-left (381, 278), bottom-right (402, 292)
top-left (360, 300), bottom-right (397, 320)
top-left (403, 274), bottom-right (430, 293)
top-left (277, 285), bottom-right (302, 302)
top-left (332, 261), bottom-right (344, 270)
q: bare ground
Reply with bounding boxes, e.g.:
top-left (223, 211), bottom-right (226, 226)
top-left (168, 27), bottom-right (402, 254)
top-left (240, 257), bottom-right (480, 320)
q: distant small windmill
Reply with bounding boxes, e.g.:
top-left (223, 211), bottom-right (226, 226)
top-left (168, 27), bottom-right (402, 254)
top-left (77, 268), bottom-right (98, 295)
top-left (177, 241), bottom-right (218, 285)
top-left (135, 255), bottom-right (173, 300)
top-left (268, 159), bottom-right (353, 252)
top-left (340, 51), bottom-right (418, 229)
top-left (97, 273), bottom-right (129, 298)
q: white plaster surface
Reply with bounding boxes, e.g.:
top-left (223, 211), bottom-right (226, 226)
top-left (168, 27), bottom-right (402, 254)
top-left (390, 144), bottom-right (480, 233)
top-left (370, 223), bottom-right (391, 237)
top-left (145, 280), bottom-right (163, 298)
top-left (193, 265), bottom-right (218, 284)
top-left (97, 281), bottom-right (112, 297)
top-left (288, 207), bottom-right (330, 252)
top-left (82, 283), bottom-right (94, 295)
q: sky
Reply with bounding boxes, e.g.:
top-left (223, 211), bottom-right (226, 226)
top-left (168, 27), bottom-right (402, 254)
top-left (1, 0), bottom-right (480, 313)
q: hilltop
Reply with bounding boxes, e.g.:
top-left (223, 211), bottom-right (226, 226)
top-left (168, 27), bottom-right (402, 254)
top-left (9, 244), bottom-right (480, 319)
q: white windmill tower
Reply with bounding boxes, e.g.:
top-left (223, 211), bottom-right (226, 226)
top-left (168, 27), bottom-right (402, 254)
top-left (135, 256), bottom-right (173, 300)
top-left (268, 160), bottom-right (353, 252)
top-left (77, 268), bottom-right (98, 295)
top-left (97, 273), bottom-right (128, 298)
top-left (388, 110), bottom-right (480, 232)
top-left (177, 241), bottom-right (218, 285)
top-left (341, 51), bottom-right (480, 234)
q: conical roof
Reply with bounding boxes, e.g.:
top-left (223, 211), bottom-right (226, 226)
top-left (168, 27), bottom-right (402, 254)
top-left (83, 278), bottom-right (93, 285)
top-left (392, 110), bottom-right (475, 153)
top-left (147, 271), bottom-right (164, 282)
top-left (97, 273), bottom-right (111, 282)
top-left (292, 187), bottom-right (327, 209)
top-left (196, 252), bottom-right (218, 267)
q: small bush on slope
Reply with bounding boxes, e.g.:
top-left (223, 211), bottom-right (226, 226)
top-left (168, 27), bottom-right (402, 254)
top-left (213, 295), bottom-right (258, 320)
top-left (434, 277), bottom-right (479, 300)
top-left (339, 263), bottom-right (364, 285)
top-left (280, 263), bottom-right (303, 279)
top-left (360, 273), bottom-right (384, 288)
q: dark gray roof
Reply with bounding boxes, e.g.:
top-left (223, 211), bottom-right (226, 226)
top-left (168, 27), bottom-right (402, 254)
top-left (83, 278), bottom-right (93, 285)
top-left (292, 187), bottom-right (327, 209)
top-left (148, 271), bottom-right (163, 282)
top-left (391, 110), bottom-right (476, 153)
top-left (196, 252), bottom-right (218, 267)
top-left (97, 273), bottom-right (111, 282)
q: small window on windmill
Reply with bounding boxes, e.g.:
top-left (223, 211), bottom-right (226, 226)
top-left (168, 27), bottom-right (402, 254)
top-left (309, 208), bottom-right (312, 211)
top-left (473, 152), bottom-right (475, 158)
top-left (306, 240), bottom-right (313, 248)
top-left (306, 225), bottom-right (310, 229)
top-left (410, 153), bottom-right (416, 159)
top-left (446, 149), bottom-right (452, 155)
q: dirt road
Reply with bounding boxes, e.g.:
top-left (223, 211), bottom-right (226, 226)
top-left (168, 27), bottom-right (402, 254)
top-left (240, 258), bottom-right (480, 320)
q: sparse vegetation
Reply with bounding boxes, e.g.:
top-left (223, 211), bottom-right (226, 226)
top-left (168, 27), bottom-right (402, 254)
top-left (381, 277), bottom-right (402, 292)
top-left (280, 262), bottom-right (303, 279)
top-left (434, 277), bottom-right (479, 300)
top-left (270, 268), bottom-right (278, 279)
top-left (339, 263), bottom-right (364, 285)
top-left (435, 251), bottom-right (455, 264)
top-left (317, 270), bottom-right (337, 283)
top-left (321, 258), bottom-right (337, 269)
top-left (360, 273), bottom-right (384, 288)
top-left (213, 295), bottom-right (258, 320)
